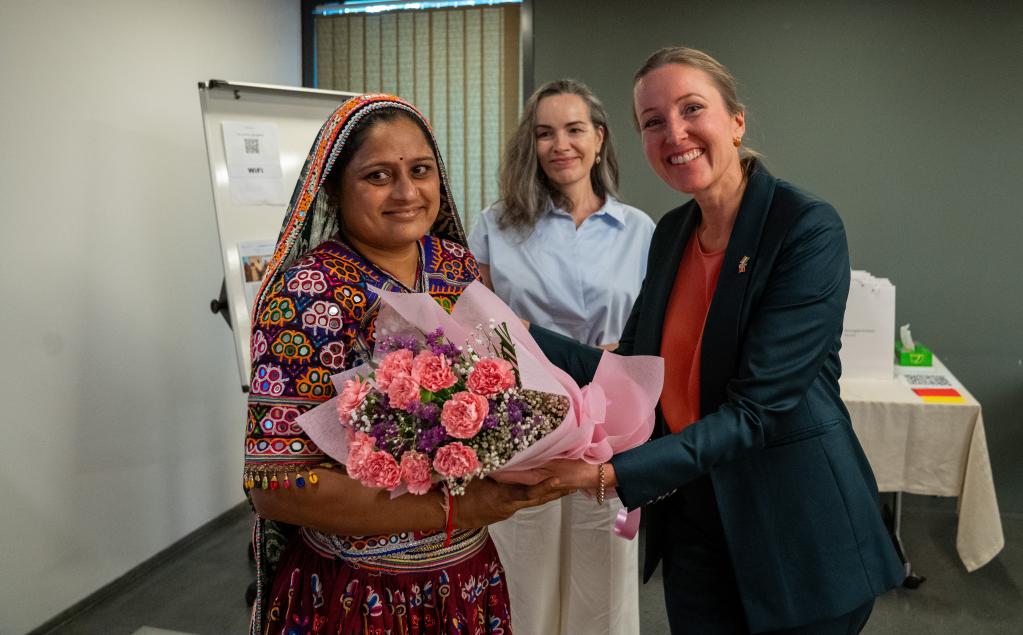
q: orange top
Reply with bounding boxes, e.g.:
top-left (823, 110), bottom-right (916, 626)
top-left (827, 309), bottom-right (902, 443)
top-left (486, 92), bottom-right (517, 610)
top-left (659, 236), bottom-right (725, 433)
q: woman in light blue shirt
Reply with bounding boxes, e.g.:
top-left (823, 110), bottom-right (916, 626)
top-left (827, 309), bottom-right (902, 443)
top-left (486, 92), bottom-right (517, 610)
top-left (469, 79), bottom-right (654, 635)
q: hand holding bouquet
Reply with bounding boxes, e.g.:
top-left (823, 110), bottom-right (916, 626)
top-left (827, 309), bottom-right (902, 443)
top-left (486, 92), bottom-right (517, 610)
top-left (298, 282), bottom-right (663, 536)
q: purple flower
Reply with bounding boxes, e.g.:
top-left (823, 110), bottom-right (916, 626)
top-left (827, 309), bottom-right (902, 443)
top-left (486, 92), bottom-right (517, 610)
top-left (370, 422), bottom-right (388, 447)
top-left (375, 336), bottom-right (399, 354)
top-left (377, 334), bottom-right (419, 354)
top-left (442, 342), bottom-right (461, 359)
top-left (482, 413), bottom-right (499, 430)
top-left (419, 402), bottom-right (440, 423)
top-left (370, 421), bottom-right (398, 444)
top-left (405, 401), bottom-right (433, 421)
top-left (426, 329), bottom-right (461, 360)
top-left (506, 399), bottom-right (525, 424)
top-left (425, 328), bottom-right (445, 346)
top-left (417, 425), bottom-right (448, 454)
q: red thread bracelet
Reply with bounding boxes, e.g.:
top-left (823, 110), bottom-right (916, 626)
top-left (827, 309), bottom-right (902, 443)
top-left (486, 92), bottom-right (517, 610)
top-left (443, 487), bottom-right (456, 547)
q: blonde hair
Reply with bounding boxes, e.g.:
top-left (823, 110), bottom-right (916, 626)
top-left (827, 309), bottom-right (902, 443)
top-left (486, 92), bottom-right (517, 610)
top-left (497, 79), bottom-right (620, 233)
top-left (634, 46), bottom-right (762, 170)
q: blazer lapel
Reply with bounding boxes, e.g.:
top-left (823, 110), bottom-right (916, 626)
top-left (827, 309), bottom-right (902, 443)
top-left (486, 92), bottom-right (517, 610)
top-left (700, 164), bottom-right (777, 413)
top-left (637, 204), bottom-right (698, 357)
top-left (634, 204), bottom-right (697, 440)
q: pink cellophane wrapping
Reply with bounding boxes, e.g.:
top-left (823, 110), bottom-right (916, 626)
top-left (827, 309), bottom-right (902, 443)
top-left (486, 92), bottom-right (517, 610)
top-left (296, 282), bottom-right (663, 535)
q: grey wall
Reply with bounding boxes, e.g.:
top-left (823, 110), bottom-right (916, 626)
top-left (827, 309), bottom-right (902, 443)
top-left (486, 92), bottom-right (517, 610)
top-left (0, 2), bottom-right (300, 632)
top-left (533, 1), bottom-right (1023, 513)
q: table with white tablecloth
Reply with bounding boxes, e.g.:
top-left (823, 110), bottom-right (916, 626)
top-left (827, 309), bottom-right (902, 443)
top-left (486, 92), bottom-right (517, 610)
top-left (840, 357), bottom-right (1004, 572)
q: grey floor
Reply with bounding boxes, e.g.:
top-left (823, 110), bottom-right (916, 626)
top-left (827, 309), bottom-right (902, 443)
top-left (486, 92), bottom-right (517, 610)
top-left (40, 495), bottom-right (1023, 634)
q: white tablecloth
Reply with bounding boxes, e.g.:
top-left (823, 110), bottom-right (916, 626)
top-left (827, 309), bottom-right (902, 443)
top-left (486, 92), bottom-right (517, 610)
top-left (840, 357), bottom-right (1004, 571)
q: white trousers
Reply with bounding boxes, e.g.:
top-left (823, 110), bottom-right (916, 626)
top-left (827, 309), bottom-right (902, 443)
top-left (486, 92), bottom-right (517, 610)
top-left (490, 492), bottom-right (640, 635)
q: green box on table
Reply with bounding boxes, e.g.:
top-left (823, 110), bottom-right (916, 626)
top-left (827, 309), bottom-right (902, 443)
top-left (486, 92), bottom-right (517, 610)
top-left (895, 342), bottom-right (932, 366)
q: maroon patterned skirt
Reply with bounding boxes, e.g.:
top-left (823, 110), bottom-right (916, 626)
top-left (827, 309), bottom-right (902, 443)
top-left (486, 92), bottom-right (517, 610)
top-left (259, 528), bottom-right (512, 634)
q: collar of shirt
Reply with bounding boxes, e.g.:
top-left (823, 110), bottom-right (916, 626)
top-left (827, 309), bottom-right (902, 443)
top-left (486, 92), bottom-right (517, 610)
top-left (545, 196), bottom-right (627, 228)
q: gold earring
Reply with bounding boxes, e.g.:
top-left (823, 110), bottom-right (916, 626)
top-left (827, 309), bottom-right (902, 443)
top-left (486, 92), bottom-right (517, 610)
top-left (733, 137), bottom-right (742, 148)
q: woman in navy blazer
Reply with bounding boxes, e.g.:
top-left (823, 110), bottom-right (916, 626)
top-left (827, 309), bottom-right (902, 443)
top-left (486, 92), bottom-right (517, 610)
top-left (529, 47), bottom-right (904, 634)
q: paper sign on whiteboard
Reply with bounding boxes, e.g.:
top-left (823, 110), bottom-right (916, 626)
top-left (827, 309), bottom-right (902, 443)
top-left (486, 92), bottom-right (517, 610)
top-left (222, 121), bottom-right (286, 205)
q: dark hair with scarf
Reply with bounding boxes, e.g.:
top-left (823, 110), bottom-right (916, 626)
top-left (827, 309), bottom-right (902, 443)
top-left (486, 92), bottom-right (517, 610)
top-left (252, 94), bottom-right (469, 323)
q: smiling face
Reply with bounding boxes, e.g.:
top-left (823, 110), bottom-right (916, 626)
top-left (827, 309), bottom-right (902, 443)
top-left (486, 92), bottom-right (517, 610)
top-left (336, 116), bottom-right (441, 254)
top-left (534, 93), bottom-right (605, 193)
top-left (634, 63), bottom-right (745, 199)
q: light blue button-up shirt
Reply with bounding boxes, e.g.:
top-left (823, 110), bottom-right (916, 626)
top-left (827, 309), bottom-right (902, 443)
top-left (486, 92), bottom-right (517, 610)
top-left (469, 197), bottom-right (655, 347)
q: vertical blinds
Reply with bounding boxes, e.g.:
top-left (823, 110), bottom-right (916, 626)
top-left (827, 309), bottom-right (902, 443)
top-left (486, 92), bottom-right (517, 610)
top-left (314, 5), bottom-right (521, 229)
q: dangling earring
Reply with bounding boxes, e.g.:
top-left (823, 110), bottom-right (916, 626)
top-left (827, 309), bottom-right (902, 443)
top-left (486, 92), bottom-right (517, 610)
top-left (733, 137), bottom-right (742, 148)
top-left (595, 155), bottom-right (602, 165)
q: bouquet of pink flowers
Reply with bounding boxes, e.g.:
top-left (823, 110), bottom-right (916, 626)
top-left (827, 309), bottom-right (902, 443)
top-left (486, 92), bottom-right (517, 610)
top-left (334, 323), bottom-right (569, 495)
top-left (298, 281), bottom-right (663, 536)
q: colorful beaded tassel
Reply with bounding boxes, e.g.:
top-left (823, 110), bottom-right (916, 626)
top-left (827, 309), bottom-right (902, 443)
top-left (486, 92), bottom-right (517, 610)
top-left (243, 465), bottom-right (322, 492)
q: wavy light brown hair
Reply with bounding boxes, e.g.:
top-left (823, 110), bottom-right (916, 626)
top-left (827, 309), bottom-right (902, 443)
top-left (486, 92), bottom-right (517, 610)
top-left (497, 79), bottom-right (620, 233)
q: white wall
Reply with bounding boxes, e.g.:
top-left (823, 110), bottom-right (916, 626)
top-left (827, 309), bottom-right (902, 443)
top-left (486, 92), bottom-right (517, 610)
top-left (0, 2), bottom-right (301, 632)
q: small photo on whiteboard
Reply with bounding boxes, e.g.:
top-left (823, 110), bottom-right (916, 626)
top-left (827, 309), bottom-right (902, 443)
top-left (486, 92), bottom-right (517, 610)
top-left (238, 240), bottom-right (277, 312)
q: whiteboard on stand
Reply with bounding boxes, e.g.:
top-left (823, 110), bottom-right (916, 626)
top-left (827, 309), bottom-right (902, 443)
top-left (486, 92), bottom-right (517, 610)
top-left (198, 80), bottom-right (359, 390)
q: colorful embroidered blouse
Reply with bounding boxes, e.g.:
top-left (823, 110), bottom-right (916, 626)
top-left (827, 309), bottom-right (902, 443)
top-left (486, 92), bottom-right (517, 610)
top-left (245, 234), bottom-right (480, 557)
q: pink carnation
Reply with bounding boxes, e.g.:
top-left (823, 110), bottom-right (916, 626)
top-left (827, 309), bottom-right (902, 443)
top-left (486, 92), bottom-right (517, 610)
top-left (375, 348), bottom-right (413, 391)
top-left (399, 451), bottom-right (433, 495)
top-left (466, 358), bottom-right (516, 397)
top-left (440, 391), bottom-right (489, 439)
top-left (411, 350), bottom-right (458, 392)
top-left (433, 442), bottom-right (480, 478)
top-left (387, 373), bottom-right (421, 409)
top-left (345, 430), bottom-right (376, 481)
top-left (337, 376), bottom-right (372, 422)
top-left (359, 450), bottom-right (402, 490)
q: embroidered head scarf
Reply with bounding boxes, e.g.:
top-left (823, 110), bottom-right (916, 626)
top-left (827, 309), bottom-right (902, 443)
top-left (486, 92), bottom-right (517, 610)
top-left (252, 94), bottom-right (468, 321)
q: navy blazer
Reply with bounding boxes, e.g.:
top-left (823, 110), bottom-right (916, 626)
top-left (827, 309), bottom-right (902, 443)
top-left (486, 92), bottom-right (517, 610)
top-left (532, 161), bottom-right (903, 632)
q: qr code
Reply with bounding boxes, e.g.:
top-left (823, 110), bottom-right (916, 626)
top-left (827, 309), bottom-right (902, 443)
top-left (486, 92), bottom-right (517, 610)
top-left (244, 137), bottom-right (260, 154)
top-left (902, 374), bottom-right (952, 387)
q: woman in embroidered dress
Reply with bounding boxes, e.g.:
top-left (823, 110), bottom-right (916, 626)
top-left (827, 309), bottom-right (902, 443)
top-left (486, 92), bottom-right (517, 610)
top-left (245, 94), bottom-right (563, 635)
top-left (468, 79), bottom-right (653, 635)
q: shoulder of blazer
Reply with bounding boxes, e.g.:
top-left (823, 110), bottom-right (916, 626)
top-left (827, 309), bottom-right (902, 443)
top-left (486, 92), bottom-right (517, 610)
top-left (768, 177), bottom-right (840, 230)
top-left (751, 168), bottom-right (844, 263)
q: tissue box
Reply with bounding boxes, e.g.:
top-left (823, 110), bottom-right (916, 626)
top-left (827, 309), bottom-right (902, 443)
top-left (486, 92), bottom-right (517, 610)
top-left (895, 342), bottom-right (933, 366)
